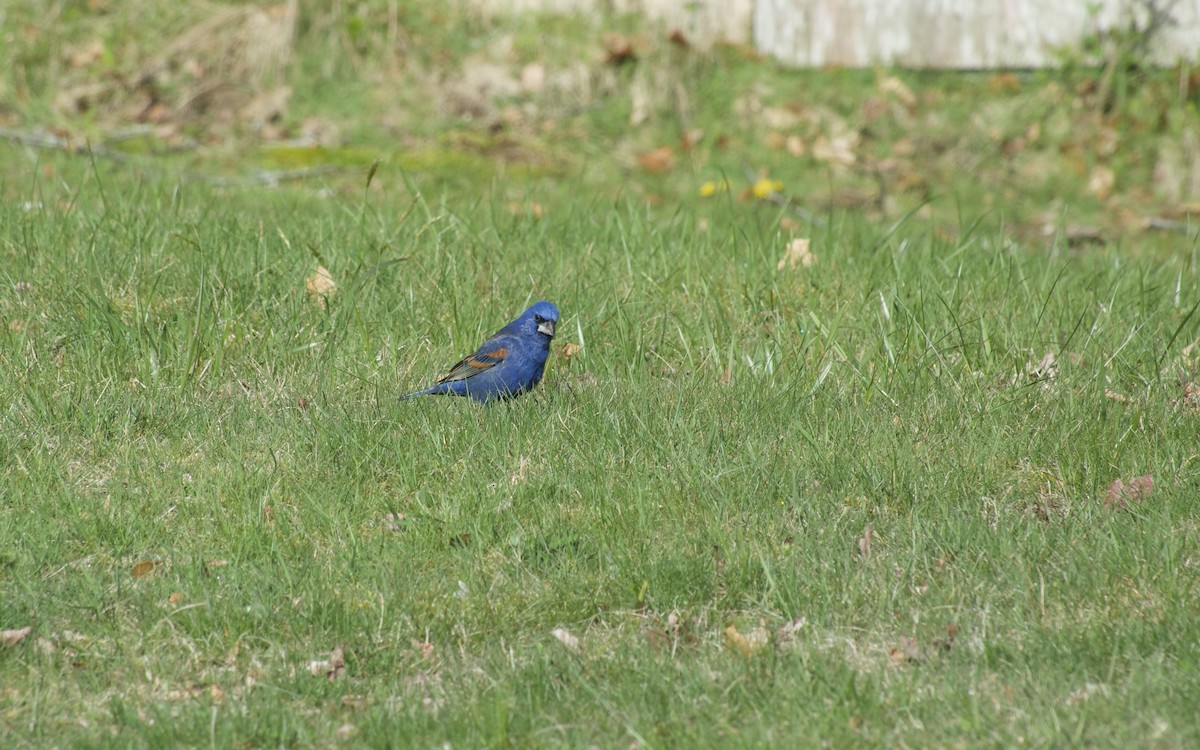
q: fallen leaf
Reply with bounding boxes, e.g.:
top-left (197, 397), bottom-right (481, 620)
top-left (812, 130), bottom-right (860, 166)
top-left (857, 523), bottom-right (873, 557)
top-left (168, 592), bottom-right (184, 604)
top-left (679, 128), bottom-right (704, 151)
top-left (520, 63), bottom-right (546, 93)
top-left (1177, 381), bottom-right (1200, 411)
top-left (336, 724), bottom-right (358, 740)
top-left (1064, 225), bottom-right (1106, 246)
top-left (560, 342), bottom-right (581, 358)
top-left (551, 627), bottom-right (580, 653)
top-left (775, 617), bottom-right (807, 643)
top-left (342, 695), bottom-right (368, 711)
top-left (1087, 166), bottom-right (1115, 200)
top-left (506, 201), bottom-right (545, 219)
top-left (1104, 475), bottom-right (1154, 510)
top-left (889, 635), bottom-right (920, 665)
top-left (667, 29), bottom-right (690, 49)
top-left (209, 684), bottom-right (226, 703)
top-left (762, 106), bottom-right (801, 130)
top-left (1028, 351), bottom-right (1057, 380)
top-left (412, 639), bottom-right (435, 662)
top-left (932, 623), bottom-right (958, 653)
top-left (777, 238), bottom-right (816, 270)
top-left (309, 645), bottom-right (346, 680)
top-left (1, 627), bottom-right (31, 647)
top-left (1067, 682), bottom-right (1110, 705)
top-left (877, 76), bottom-right (917, 107)
top-left (988, 73), bottom-right (1021, 93)
top-left (723, 623), bottom-right (769, 657)
top-left (602, 34), bottom-right (638, 66)
top-left (305, 265), bottom-right (337, 309)
top-left (637, 146), bottom-right (675, 174)
top-left (131, 560), bottom-right (155, 578)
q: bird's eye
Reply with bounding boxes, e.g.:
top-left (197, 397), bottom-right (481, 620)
top-left (534, 315), bottom-right (545, 323)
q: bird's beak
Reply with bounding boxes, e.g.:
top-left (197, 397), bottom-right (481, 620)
top-left (537, 319), bottom-right (556, 337)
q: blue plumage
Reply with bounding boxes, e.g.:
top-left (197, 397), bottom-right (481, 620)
top-left (403, 301), bottom-right (559, 403)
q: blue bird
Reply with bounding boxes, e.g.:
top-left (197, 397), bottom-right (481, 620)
top-left (403, 301), bottom-right (559, 403)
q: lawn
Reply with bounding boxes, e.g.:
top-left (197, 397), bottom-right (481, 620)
top-left (2, 2), bottom-right (1200, 748)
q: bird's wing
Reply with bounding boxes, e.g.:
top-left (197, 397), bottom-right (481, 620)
top-left (436, 335), bottom-right (512, 384)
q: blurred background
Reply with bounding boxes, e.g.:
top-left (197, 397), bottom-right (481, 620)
top-left (1, 0), bottom-right (1198, 244)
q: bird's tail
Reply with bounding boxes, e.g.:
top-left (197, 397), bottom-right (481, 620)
top-left (401, 385), bottom-right (445, 400)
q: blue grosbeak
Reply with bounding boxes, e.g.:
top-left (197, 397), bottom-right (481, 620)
top-left (403, 301), bottom-right (559, 403)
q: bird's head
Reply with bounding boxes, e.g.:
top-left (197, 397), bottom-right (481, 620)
top-left (525, 300), bottom-right (559, 338)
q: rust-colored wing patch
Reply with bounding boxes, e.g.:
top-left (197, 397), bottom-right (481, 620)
top-left (438, 346), bottom-right (508, 383)
top-left (467, 347), bottom-right (507, 368)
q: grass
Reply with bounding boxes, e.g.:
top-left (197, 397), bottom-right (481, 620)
top-left (3, 2), bottom-right (1200, 748)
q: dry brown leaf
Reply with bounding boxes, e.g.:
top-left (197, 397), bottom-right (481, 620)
top-left (889, 635), bottom-right (920, 665)
top-left (305, 265), bottom-right (337, 309)
top-left (602, 34), bottom-right (639, 66)
top-left (309, 645), bottom-right (346, 680)
top-left (762, 106), bottom-right (800, 130)
top-left (637, 146), bottom-right (675, 174)
top-left (777, 238), bottom-right (816, 270)
top-left (988, 73), bottom-right (1022, 93)
top-left (1028, 351), bottom-right (1058, 380)
top-left (131, 560), bottom-right (155, 578)
top-left (877, 76), bottom-right (917, 108)
top-left (506, 201), bottom-right (545, 219)
top-left (812, 130), bottom-right (859, 166)
top-left (560, 342), bottom-right (582, 358)
top-left (775, 618), bottom-right (807, 643)
top-left (168, 592), bottom-right (184, 604)
top-left (412, 639), bottom-right (435, 662)
top-left (1064, 225), bottom-right (1106, 246)
top-left (1104, 388), bottom-right (1131, 403)
top-left (1087, 166), bottom-right (1115, 201)
top-left (857, 523), bottom-right (873, 557)
top-left (679, 128), bottom-right (704, 151)
top-left (1, 627), bottom-right (31, 647)
top-left (342, 695), bottom-right (369, 711)
top-left (1104, 475), bottom-right (1154, 510)
top-left (1178, 381), bottom-right (1200, 411)
top-left (933, 623), bottom-right (958, 653)
top-left (667, 29), bottom-right (690, 49)
top-left (336, 724), bottom-right (359, 740)
top-left (519, 63), bottom-right (546, 93)
top-left (723, 624), bottom-right (769, 657)
top-left (551, 628), bottom-right (581, 653)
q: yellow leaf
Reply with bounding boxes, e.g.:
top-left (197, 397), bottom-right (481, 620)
top-left (131, 560), bottom-right (155, 578)
top-left (723, 624), bottom-right (769, 657)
